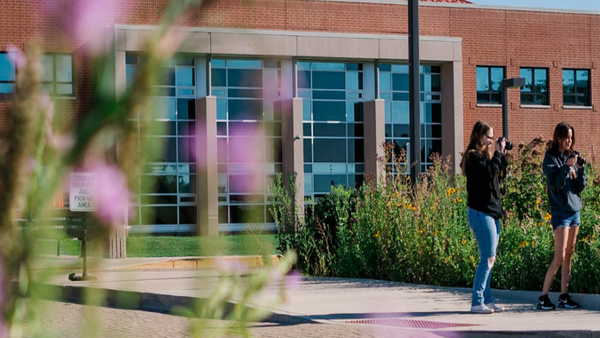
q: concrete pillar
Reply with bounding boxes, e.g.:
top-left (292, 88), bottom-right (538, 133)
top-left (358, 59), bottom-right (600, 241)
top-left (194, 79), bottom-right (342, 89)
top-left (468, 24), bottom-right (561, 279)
top-left (281, 98), bottom-right (304, 213)
top-left (108, 50), bottom-right (128, 259)
top-left (441, 61), bottom-right (464, 176)
top-left (196, 96), bottom-right (219, 236)
top-left (364, 99), bottom-right (386, 183)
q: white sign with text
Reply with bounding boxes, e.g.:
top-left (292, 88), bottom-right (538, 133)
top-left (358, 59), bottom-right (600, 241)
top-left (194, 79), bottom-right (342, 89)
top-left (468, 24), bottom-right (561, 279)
top-left (69, 172), bottom-right (97, 212)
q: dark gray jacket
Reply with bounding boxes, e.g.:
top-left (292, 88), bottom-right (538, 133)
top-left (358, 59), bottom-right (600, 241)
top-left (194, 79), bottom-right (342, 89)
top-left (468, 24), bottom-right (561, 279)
top-left (543, 149), bottom-right (586, 213)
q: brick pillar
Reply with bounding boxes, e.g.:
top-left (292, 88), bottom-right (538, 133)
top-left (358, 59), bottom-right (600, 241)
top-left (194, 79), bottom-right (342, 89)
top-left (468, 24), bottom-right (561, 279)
top-left (196, 96), bottom-right (219, 236)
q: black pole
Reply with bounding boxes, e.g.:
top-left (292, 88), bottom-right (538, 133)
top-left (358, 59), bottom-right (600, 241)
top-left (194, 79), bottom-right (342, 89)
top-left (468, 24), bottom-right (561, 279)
top-left (502, 85), bottom-right (509, 139)
top-left (82, 215), bottom-right (88, 277)
top-left (408, 0), bottom-right (421, 184)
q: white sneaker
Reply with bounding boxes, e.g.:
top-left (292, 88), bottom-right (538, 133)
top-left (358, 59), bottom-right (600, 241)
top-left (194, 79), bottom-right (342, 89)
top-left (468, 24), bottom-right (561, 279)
top-left (486, 302), bottom-right (505, 313)
top-left (471, 304), bottom-right (494, 314)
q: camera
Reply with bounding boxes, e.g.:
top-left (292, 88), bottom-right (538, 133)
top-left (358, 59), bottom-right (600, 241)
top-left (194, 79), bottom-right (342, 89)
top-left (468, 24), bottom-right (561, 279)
top-left (497, 137), bottom-right (513, 151)
top-left (569, 150), bottom-right (586, 166)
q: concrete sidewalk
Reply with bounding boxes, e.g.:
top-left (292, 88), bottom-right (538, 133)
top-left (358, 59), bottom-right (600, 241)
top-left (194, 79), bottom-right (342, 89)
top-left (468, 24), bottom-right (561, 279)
top-left (29, 256), bottom-right (600, 337)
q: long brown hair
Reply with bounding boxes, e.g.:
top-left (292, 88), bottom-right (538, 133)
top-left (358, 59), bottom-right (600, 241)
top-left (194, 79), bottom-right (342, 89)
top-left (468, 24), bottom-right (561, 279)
top-left (460, 120), bottom-right (494, 174)
top-left (549, 122), bottom-right (575, 155)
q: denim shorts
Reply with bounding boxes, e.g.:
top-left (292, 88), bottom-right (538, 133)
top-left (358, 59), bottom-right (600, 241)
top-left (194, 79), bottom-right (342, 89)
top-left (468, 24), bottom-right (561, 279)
top-left (551, 210), bottom-right (580, 231)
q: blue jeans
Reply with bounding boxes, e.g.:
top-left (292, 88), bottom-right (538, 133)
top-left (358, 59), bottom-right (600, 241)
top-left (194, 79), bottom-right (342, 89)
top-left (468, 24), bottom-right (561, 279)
top-left (467, 208), bottom-right (500, 306)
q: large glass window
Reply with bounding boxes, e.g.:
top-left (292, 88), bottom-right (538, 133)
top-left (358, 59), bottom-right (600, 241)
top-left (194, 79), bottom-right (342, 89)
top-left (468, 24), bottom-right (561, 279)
top-left (520, 67), bottom-right (548, 105)
top-left (476, 66), bottom-right (504, 103)
top-left (299, 61), bottom-right (364, 200)
top-left (0, 53), bottom-right (16, 94)
top-left (380, 64), bottom-right (442, 173)
top-left (126, 55), bottom-right (197, 233)
top-left (41, 54), bottom-right (74, 96)
top-left (212, 59), bottom-right (282, 230)
top-left (563, 69), bottom-right (590, 106)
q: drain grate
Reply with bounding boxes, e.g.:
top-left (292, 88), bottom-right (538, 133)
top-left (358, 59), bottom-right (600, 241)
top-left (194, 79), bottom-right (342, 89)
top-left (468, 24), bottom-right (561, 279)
top-left (342, 318), bottom-right (483, 330)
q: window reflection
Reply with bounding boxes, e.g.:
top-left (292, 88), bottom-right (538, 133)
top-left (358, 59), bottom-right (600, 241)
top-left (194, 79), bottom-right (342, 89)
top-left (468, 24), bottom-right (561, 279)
top-left (380, 63), bottom-right (443, 171)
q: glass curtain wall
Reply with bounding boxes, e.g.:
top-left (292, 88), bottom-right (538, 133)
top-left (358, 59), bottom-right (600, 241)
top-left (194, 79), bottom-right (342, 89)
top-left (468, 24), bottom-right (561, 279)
top-left (379, 64), bottom-right (442, 173)
top-left (125, 55), bottom-right (197, 234)
top-left (298, 61), bottom-right (365, 200)
top-left (211, 59), bottom-right (282, 232)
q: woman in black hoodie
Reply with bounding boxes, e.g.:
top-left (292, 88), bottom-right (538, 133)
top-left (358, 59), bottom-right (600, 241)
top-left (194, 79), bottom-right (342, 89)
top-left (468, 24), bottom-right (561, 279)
top-left (537, 122), bottom-right (586, 311)
top-left (460, 121), bottom-right (508, 314)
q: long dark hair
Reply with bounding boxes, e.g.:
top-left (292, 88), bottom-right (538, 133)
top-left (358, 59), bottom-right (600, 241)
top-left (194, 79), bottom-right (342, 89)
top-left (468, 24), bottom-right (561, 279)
top-left (460, 120), bottom-right (494, 174)
top-left (549, 122), bottom-right (575, 155)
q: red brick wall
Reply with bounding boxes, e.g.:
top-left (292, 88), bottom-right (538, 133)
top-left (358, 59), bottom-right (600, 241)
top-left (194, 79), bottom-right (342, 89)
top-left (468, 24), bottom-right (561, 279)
top-left (2, 0), bottom-right (600, 158)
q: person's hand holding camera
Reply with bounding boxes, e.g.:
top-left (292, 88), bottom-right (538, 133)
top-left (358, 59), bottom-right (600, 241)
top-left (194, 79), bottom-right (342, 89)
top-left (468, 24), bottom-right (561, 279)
top-left (495, 137), bottom-right (506, 155)
top-left (566, 155), bottom-right (577, 167)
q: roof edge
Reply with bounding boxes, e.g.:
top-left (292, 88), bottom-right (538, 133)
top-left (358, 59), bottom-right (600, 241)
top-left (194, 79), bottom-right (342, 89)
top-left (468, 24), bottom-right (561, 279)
top-left (312, 0), bottom-right (600, 16)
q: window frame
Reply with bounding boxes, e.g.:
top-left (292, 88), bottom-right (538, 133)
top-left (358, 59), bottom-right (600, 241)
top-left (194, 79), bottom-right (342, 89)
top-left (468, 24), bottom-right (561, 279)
top-left (562, 68), bottom-right (591, 107)
top-left (520, 67), bottom-right (549, 105)
top-left (476, 66), bottom-right (505, 104)
top-left (42, 53), bottom-right (74, 97)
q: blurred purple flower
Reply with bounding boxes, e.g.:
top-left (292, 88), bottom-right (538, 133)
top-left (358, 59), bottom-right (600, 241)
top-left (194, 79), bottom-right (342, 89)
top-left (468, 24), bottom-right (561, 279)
top-left (214, 257), bottom-right (249, 275)
top-left (46, 0), bottom-right (118, 55)
top-left (7, 45), bottom-right (26, 70)
top-left (75, 160), bottom-right (130, 227)
top-left (284, 271), bottom-right (302, 290)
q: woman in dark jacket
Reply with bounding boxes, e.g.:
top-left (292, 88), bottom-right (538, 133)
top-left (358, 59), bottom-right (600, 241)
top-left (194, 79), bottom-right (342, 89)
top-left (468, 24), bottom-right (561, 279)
top-left (460, 121), bottom-right (508, 314)
top-left (537, 122), bottom-right (586, 311)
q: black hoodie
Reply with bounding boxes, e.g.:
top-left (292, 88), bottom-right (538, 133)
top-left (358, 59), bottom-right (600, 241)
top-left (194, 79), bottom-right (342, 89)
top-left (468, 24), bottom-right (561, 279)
top-left (465, 150), bottom-right (508, 220)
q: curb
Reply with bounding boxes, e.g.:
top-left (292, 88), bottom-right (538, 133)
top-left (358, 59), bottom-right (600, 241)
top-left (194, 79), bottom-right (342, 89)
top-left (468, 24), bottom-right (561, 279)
top-left (103, 255), bottom-right (282, 271)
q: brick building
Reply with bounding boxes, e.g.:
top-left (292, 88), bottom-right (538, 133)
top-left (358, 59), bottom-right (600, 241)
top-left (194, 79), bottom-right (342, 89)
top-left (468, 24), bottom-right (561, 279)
top-left (1, 0), bottom-right (599, 234)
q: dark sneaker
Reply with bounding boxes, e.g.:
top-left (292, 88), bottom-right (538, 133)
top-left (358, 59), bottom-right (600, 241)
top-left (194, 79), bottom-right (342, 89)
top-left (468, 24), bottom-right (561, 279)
top-left (558, 293), bottom-right (579, 309)
top-left (537, 294), bottom-right (556, 311)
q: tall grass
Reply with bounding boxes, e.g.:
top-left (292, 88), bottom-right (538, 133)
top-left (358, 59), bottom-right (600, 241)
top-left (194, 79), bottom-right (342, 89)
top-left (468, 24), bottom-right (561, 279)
top-left (271, 140), bottom-right (600, 294)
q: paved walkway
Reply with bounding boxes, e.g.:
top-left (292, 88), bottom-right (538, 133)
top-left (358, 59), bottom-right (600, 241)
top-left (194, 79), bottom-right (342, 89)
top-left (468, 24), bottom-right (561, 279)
top-left (22, 256), bottom-right (600, 337)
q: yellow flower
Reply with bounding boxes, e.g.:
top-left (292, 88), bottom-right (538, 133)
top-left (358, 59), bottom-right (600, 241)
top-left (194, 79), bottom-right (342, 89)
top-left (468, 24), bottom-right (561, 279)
top-left (374, 231), bottom-right (380, 238)
top-left (536, 222), bottom-right (543, 227)
top-left (513, 249), bottom-right (518, 253)
top-left (457, 199), bottom-right (462, 203)
top-left (418, 230), bottom-right (423, 234)
top-left (531, 240), bottom-right (537, 247)
top-left (452, 198), bottom-right (456, 203)
top-left (582, 237), bottom-right (588, 243)
top-left (544, 212), bottom-right (552, 221)
top-left (386, 202), bottom-right (391, 207)
top-left (461, 239), bottom-right (467, 245)
top-left (510, 253), bottom-right (514, 257)
top-left (396, 203), bottom-right (400, 207)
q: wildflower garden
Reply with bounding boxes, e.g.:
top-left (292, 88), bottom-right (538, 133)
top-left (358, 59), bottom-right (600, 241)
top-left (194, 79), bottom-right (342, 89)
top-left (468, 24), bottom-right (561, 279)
top-left (271, 138), bottom-right (600, 294)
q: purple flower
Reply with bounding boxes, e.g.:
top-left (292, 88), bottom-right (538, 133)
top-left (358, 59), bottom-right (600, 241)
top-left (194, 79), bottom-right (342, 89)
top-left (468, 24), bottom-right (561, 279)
top-left (46, 0), bottom-right (118, 56)
top-left (214, 257), bottom-right (249, 275)
top-left (284, 271), bottom-right (302, 290)
top-left (7, 45), bottom-right (26, 70)
top-left (74, 160), bottom-right (130, 227)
